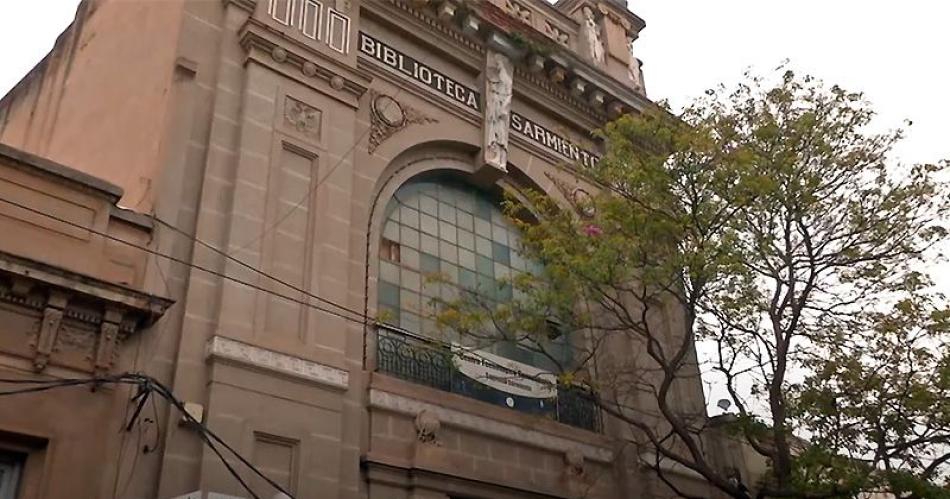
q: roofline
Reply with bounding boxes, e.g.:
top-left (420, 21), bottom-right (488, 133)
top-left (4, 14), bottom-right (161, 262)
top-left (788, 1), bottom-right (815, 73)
top-left (0, 142), bottom-right (125, 202)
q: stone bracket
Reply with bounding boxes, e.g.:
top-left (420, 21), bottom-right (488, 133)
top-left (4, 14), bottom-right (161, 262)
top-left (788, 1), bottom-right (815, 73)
top-left (93, 307), bottom-right (125, 376)
top-left (32, 290), bottom-right (69, 372)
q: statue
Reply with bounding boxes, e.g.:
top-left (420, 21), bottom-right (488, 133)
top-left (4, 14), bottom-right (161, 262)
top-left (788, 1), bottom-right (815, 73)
top-left (626, 37), bottom-right (645, 93)
top-left (483, 51), bottom-right (514, 172)
top-left (581, 6), bottom-right (605, 65)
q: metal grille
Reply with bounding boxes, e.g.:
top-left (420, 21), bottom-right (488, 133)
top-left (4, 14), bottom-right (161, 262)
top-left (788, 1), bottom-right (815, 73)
top-left (375, 325), bottom-right (601, 432)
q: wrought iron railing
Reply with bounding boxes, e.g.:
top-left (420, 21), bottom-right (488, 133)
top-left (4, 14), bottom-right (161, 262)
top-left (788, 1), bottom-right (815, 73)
top-left (374, 324), bottom-right (601, 432)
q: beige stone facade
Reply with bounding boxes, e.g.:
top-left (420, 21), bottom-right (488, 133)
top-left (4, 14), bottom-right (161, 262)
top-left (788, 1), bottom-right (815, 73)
top-left (0, 0), bottom-right (719, 498)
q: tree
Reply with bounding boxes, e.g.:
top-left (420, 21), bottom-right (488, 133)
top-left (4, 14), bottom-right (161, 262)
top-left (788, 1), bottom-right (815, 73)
top-left (435, 69), bottom-right (950, 498)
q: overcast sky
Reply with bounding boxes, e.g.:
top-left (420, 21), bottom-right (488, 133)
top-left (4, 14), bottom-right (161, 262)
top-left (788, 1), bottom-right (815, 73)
top-left (1, 0), bottom-right (947, 413)
top-left (2, 0), bottom-right (946, 162)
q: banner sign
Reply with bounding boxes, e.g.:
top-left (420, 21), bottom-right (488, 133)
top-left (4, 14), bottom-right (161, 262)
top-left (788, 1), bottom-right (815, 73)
top-left (451, 344), bottom-right (557, 399)
top-left (359, 31), bottom-right (602, 168)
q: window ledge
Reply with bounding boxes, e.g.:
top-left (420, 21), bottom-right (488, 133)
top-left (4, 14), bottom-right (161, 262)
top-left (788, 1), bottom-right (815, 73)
top-left (369, 372), bottom-right (613, 463)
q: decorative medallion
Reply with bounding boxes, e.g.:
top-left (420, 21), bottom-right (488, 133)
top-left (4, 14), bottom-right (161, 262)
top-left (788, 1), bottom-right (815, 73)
top-left (571, 188), bottom-right (596, 218)
top-left (284, 96), bottom-right (322, 140)
top-left (367, 91), bottom-right (437, 154)
top-left (301, 61), bottom-right (317, 77)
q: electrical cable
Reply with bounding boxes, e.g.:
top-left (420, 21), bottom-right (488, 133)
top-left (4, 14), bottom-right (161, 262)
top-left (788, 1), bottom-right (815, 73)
top-left (152, 216), bottom-right (365, 322)
top-left (232, 88), bottom-right (403, 253)
top-left (0, 197), bottom-right (366, 326)
top-left (0, 373), bottom-right (294, 499)
top-left (0, 196), bottom-right (587, 396)
top-left (0, 197), bottom-right (539, 377)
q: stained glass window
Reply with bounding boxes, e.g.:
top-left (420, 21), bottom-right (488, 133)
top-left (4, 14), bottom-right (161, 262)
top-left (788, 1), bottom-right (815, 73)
top-left (377, 178), bottom-right (569, 369)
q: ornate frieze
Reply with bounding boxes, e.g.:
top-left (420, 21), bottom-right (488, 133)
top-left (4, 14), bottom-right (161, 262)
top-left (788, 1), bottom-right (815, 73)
top-left (367, 91), bottom-right (437, 154)
top-left (504, 0), bottom-right (532, 23)
top-left (543, 20), bottom-right (570, 47)
top-left (0, 253), bottom-right (172, 375)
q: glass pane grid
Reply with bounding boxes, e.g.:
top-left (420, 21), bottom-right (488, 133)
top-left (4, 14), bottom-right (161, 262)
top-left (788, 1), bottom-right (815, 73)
top-left (379, 179), bottom-right (557, 373)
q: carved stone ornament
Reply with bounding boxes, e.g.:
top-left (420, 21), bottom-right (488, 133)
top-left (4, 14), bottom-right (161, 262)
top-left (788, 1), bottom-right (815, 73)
top-left (571, 188), bottom-right (596, 218)
top-left (504, 0), bottom-right (532, 23)
top-left (368, 91), bottom-right (437, 154)
top-left (543, 20), bottom-right (570, 46)
top-left (284, 96), bottom-right (322, 139)
top-left (93, 308), bottom-right (125, 376)
top-left (301, 61), bottom-right (318, 77)
top-left (580, 6), bottom-right (605, 65)
top-left (482, 51), bottom-right (514, 172)
top-left (564, 447), bottom-right (585, 477)
top-left (414, 409), bottom-right (441, 445)
top-left (271, 46), bottom-right (288, 63)
top-left (626, 37), bottom-right (645, 94)
top-left (330, 75), bottom-right (345, 90)
top-left (32, 291), bottom-right (69, 372)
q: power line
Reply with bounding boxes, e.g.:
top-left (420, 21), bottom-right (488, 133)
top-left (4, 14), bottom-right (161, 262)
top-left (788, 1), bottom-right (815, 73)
top-left (0, 197), bottom-right (584, 395)
top-left (233, 88), bottom-right (403, 253)
top-left (152, 216), bottom-right (367, 323)
top-left (0, 373), bottom-right (295, 499)
top-left (0, 197), bottom-right (367, 326)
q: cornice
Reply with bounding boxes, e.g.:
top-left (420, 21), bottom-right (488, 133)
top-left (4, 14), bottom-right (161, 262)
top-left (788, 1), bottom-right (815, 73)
top-left (222, 0), bottom-right (258, 13)
top-left (363, 0), bottom-right (484, 69)
top-left (513, 65), bottom-right (604, 127)
top-left (206, 335), bottom-right (350, 390)
top-left (363, 0), bottom-right (617, 125)
top-left (239, 18), bottom-right (373, 104)
top-left (0, 142), bottom-right (124, 203)
top-left (0, 250), bottom-right (173, 320)
top-left (366, 0), bottom-right (656, 124)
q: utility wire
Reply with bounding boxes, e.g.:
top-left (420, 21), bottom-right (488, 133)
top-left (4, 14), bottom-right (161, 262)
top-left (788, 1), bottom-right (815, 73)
top-left (0, 373), bottom-right (295, 499)
top-left (152, 216), bottom-right (366, 323)
top-left (233, 88), bottom-right (403, 253)
top-left (0, 197), bottom-right (366, 326)
top-left (0, 198), bottom-right (580, 393)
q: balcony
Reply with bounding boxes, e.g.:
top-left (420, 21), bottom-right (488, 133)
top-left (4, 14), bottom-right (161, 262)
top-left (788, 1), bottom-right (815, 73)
top-left (374, 324), bottom-right (601, 432)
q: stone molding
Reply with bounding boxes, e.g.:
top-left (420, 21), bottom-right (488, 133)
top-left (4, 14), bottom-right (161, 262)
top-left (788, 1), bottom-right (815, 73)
top-left (369, 388), bottom-right (614, 462)
top-left (205, 336), bottom-right (349, 390)
top-left (238, 19), bottom-right (373, 104)
top-left (0, 252), bottom-right (171, 374)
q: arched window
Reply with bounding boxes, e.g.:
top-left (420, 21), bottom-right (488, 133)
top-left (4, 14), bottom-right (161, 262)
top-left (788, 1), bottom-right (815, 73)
top-left (375, 176), bottom-right (599, 430)
top-left (377, 177), bottom-right (567, 370)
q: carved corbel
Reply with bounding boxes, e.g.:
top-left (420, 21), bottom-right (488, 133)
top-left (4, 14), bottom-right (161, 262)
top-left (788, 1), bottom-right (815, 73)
top-left (564, 447), bottom-right (585, 477)
top-left (94, 307), bottom-right (125, 376)
top-left (414, 409), bottom-right (441, 445)
top-left (32, 290), bottom-right (69, 372)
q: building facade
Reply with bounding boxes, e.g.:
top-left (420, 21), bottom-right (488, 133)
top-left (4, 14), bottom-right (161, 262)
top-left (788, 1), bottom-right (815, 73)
top-left (0, 0), bottom-right (719, 498)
